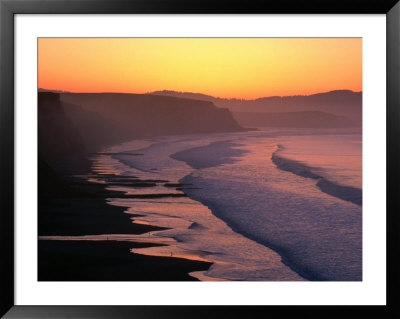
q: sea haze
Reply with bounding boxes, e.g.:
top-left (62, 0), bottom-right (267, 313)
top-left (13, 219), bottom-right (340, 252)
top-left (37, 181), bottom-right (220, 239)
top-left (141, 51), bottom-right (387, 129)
top-left (89, 128), bottom-right (362, 281)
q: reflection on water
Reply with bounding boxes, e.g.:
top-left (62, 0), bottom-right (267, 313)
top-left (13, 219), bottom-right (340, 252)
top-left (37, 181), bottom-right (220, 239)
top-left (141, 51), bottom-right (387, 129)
top-left (42, 128), bottom-right (361, 281)
top-left (82, 132), bottom-right (307, 281)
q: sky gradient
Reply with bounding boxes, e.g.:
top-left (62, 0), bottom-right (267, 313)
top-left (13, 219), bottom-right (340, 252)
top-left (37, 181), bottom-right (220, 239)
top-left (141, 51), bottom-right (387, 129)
top-left (38, 38), bottom-right (362, 99)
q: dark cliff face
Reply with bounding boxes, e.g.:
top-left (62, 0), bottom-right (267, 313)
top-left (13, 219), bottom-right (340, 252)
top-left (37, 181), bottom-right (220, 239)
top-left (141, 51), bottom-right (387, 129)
top-left (59, 93), bottom-right (245, 140)
top-left (38, 92), bottom-right (88, 174)
top-left (38, 92), bottom-right (245, 175)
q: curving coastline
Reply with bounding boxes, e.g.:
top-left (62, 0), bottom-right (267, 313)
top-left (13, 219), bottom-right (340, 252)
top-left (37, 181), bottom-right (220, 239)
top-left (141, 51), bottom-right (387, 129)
top-left (171, 136), bottom-right (362, 281)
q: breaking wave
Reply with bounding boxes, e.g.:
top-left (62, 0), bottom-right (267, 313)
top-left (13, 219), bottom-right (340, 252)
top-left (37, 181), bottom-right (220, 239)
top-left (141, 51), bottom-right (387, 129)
top-left (271, 145), bottom-right (362, 205)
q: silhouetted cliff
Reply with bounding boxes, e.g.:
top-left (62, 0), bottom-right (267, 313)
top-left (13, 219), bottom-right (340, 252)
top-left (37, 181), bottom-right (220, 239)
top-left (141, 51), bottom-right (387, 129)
top-left (38, 92), bottom-right (88, 174)
top-left (152, 90), bottom-right (362, 126)
top-left (38, 92), bottom-right (245, 176)
top-left (60, 93), bottom-right (245, 140)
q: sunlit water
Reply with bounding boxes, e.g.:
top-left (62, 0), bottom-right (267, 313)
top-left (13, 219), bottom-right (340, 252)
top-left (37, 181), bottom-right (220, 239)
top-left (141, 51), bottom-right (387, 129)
top-left (41, 128), bottom-right (362, 281)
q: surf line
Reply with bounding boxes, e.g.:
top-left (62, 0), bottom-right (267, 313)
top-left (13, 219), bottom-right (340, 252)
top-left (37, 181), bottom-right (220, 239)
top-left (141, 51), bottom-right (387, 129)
top-left (271, 144), bottom-right (362, 206)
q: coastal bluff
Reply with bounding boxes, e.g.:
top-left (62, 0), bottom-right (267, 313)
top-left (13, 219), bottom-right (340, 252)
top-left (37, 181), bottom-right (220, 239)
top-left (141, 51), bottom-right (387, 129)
top-left (38, 92), bottom-right (246, 174)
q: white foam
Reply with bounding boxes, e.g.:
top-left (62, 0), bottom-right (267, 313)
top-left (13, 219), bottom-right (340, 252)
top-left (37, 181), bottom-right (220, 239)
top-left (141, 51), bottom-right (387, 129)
top-left (94, 128), bottom-right (362, 281)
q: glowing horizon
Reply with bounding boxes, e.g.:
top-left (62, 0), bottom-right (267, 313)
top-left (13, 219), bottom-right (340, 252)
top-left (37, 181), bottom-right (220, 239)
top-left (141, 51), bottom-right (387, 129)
top-left (37, 88), bottom-right (363, 101)
top-left (38, 38), bottom-right (362, 100)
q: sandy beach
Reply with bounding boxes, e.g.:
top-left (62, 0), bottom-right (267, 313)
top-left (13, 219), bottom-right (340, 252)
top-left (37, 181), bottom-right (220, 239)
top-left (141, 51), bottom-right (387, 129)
top-left (38, 167), bottom-right (212, 281)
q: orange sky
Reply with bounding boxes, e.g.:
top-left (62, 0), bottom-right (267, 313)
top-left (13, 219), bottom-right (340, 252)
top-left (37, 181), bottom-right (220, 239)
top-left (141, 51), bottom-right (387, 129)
top-left (38, 38), bottom-right (362, 99)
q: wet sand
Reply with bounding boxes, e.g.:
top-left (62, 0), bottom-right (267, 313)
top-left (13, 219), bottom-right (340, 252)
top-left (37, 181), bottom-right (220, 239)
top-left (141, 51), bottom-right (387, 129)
top-left (38, 171), bottom-right (212, 281)
top-left (39, 240), bottom-right (211, 281)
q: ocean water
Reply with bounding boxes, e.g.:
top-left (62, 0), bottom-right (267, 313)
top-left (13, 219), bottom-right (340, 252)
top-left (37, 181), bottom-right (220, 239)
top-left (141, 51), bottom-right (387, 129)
top-left (86, 128), bottom-right (362, 281)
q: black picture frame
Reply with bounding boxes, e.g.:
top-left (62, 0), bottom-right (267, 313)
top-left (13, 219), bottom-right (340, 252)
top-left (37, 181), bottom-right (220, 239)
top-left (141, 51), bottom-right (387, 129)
top-left (1, 0), bottom-right (399, 318)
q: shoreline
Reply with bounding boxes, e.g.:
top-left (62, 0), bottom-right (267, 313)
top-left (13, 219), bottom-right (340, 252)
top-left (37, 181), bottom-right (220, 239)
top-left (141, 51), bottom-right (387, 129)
top-left (39, 239), bottom-right (211, 281)
top-left (38, 164), bottom-right (212, 281)
top-left (40, 129), bottom-right (361, 281)
top-left (170, 133), bottom-right (361, 281)
top-left (179, 174), bottom-right (316, 282)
